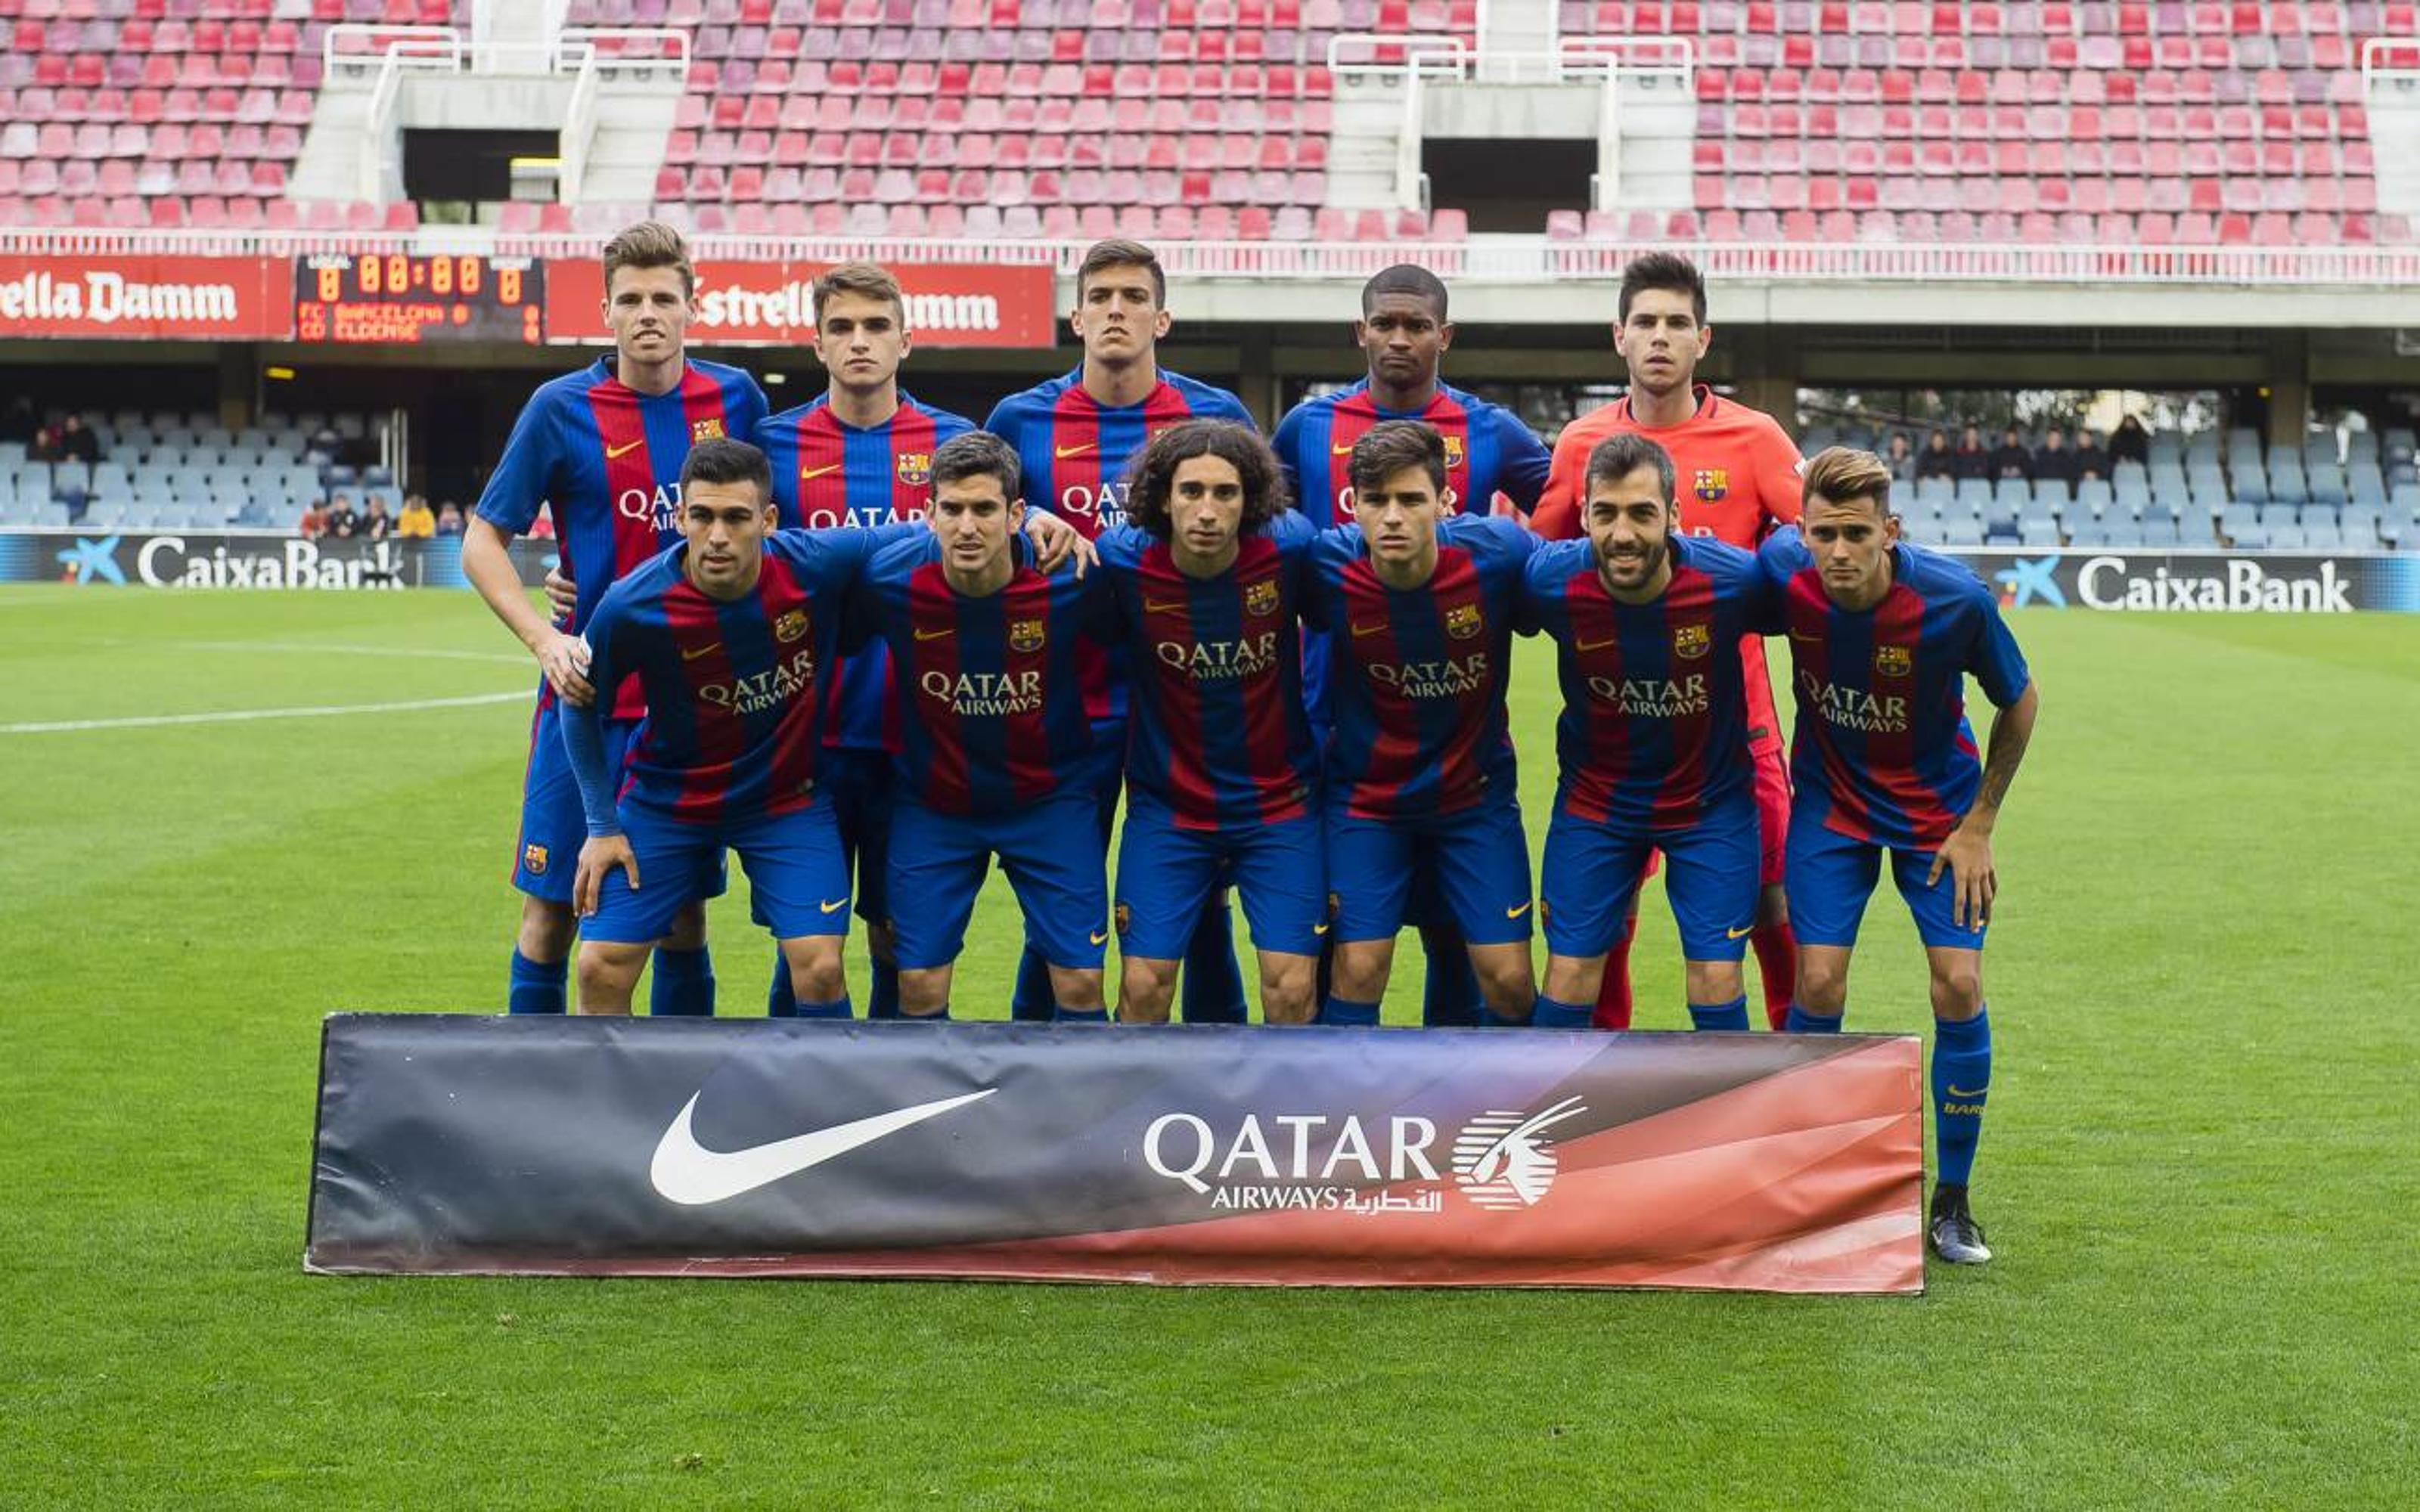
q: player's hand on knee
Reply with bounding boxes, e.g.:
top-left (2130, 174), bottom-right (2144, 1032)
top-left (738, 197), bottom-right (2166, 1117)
top-left (542, 564), bottom-right (579, 625)
top-left (1926, 826), bottom-right (1996, 929)
top-left (574, 835), bottom-right (638, 918)
top-left (535, 628), bottom-right (594, 706)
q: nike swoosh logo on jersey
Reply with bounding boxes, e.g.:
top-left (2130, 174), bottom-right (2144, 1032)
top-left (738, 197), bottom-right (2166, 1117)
top-left (914, 627), bottom-right (954, 641)
top-left (681, 642), bottom-right (721, 661)
top-left (1350, 621), bottom-right (1385, 637)
top-left (799, 463), bottom-right (843, 481)
top-left (604, 438), bottom-right (646, 459)
top-left (1332, 442), bottom-right (1357, 454)
top-left (1789, 628), bottom-right (1823, 642)
top-left (1575, 635), bottom-right (1617, 652)
top-left (1143, 597), bottom-right (1188, 613)
top-left (1055, 442), bottom-right (1097, 459)
top-left (1506, 901), bottom-right (1534, 919)
top-left (650, 1088), bottom-right (997, 1206)
top-left (820, 898), bottom-right (849, 914)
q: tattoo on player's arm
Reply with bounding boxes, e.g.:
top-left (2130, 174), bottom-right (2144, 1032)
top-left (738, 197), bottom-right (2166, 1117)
top-left (1975, 682), bottom-right (2040, 817)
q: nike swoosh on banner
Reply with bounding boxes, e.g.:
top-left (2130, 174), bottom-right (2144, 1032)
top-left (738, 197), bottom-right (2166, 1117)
top-left (605, 438), bottom-right (646, 459)
top-left (650, 1087), bottom-right (998, 1206)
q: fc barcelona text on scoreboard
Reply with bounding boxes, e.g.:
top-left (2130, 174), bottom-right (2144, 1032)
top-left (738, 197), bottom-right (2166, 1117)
top-left (295, 254), bottom-right (544, 345)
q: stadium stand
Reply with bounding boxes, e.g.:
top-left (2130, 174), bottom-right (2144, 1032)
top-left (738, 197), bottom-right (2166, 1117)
top-left (0, 411), bottom-right (369, 531)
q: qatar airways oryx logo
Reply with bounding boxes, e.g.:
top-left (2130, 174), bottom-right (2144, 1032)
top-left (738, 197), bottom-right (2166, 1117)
top-left (1140, 1095), bottom-right (1591, 1213)
top-left (1451, 1096), bottom-right (1589, 1210)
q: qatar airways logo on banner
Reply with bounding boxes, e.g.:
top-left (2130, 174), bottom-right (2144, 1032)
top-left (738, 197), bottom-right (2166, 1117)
top-left (1140, 1097), bottom-right (1587, 1213)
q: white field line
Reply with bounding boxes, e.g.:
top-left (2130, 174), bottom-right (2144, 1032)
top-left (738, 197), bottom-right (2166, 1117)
top-left (137, 638), bottom-right (535, 665)
top-left (2, 690), bottom-right (531, 735)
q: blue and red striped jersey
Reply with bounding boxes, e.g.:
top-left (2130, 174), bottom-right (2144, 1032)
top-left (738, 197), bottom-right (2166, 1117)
top-left (852, 533), bottom-right (1116, 816)
top-left (985, 367), bottom-right (1255, 726)
top-left (569, 527), bottom-right (904, 832)
top-left (1302, 513), bottom-right (1537, 819)
top-left (1097, 514), bottom-right (1320, 830)
top-left (1270, 377), bottom-right (1553, 528)
top-left (755, 391), bottom-right (976, 754)
top-left (1519, 534), bottom-right (1777, 829)
top-left (985, 367), bottom-right (1256, 540)
top-left (1759, 526), bottom-right (2033, 849)
top-left (475, 356), bottom-right (768, 720)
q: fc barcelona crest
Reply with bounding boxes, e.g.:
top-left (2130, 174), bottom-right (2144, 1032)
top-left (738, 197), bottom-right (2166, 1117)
top-left (690, 417), bottom-right (727, 444)
top-left (1010, 618), bottom-right (1047, 653)
top-left (896, 451), bottom-right (932, 488)
top-left (1444, 603), bottom-right (1483, 640)
top-left (1673, 622), bottom-right (1711, 659)
top-left (522, 843), bottom-right (549, 877)
top-left (1693, 468), bottom-right (1729, 502)
top-left (1244, 578), bottom-right (1280, 617)
top-left (1875, 643), bottom-right (1913, 677)
top-left (1443, 433), bottom-right (1466, 469)
top-left (774, 609), bottom-right (808, 643)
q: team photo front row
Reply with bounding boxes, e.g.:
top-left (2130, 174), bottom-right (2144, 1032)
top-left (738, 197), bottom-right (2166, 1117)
top-left (548, 417), bottom-right (2039, 1263)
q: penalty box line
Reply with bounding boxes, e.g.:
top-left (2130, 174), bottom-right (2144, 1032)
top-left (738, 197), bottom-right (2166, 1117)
top-left (1, 689), bottom-right (531, 735)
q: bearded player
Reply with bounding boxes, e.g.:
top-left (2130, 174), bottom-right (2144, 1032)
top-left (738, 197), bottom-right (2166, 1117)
top-left (1533, 252), bottom-right (1804, 1032)
top-left (1761, 448), bottom-right (2041, 1266)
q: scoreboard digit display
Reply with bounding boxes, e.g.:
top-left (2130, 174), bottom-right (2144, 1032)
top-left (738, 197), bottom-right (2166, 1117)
top-left (294, 254), bottom-right (544, 345)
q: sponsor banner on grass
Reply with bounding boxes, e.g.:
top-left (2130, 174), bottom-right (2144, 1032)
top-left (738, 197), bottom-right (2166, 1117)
top-left (306, 1014), bottom-right (1925, 1293)
top-left (1948, 549), bottom-right (2420, 612)
top-left (0, 255), bottom-right (290, 339)
top-left (0, 530), bottom-right (562, 589)
top-left (544, 259), bottom-right (1057, 348)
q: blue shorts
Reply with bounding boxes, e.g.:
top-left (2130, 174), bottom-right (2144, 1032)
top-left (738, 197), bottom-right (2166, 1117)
top-left (586, 798), bottom-right (852, 946)
top-left (889, 789), bottom-right (1109, 972)
top-left (816, 745), bottom-right (894, 927)
top-left (1786, 813), bottom-right (1988, 952)
top-left (1327, 796), bottom-right (1533, 947)
top-left (516, 699), bottom-right (724, 907)
top-left (1115, 793), bottom-right (1325, 959)
top-left (1542, 795), bottom-right (1759, 961)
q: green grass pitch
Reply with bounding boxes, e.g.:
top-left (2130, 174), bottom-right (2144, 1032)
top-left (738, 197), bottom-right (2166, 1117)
top-left (2, 583), bottom-right (2412, 1507)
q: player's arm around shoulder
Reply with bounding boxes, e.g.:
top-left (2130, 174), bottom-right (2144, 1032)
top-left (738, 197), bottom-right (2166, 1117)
top-left (1491, 401), bottom-right (1556, 515)
top-left (1752, 411), bottom-right (1809, 528)
top-left (1513, 536), bottom-right (1583, 637)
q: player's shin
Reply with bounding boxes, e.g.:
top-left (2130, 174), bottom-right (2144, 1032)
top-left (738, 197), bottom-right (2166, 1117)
top-left (507, 948), bottom-right (567, 1015)
top-left (1685, 959), bottom-right (1751, 1031)
top-left (1010, 943), bottom-right (1056, 1022)
top-left (1750, 915), bottom-right (1798, 1031)
top-left (1592, 912), bottom-right (1639, 1030)
top-left (649, 944), bottom-right (715, 1017)
top-left (1931, 1009), bottom-right (1991, 1187)
top-left (1177, 895), bottom-right (1248, 1023)
top-left (1419, 924), bottom-right (1482, 1027)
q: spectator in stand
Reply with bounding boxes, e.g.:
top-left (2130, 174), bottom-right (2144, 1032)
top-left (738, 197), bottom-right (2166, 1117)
top-left (2110, 415), bottom-right (2151, 469)
top-left (2073, 427), bottom-right (2111, 480)
top-left (1917, 428), bottom-right (1957, 479)
top-left (1951, 423), bottom-right (1991, 480)
top-left (1989, 425), bottom-right (2034, 482)
top-left (28, 424), bottom-right (64, 463)
top-left (299, 497), bottom-right (329, 539)
top-left (434, 501), bottom-right (466, 535)
top-left (396, 493), bottom-right (436, 538)
top-left (0, 396), bottom-right (36, 445)
top-left (58, 415), bottom-right (101, 465)
top-left (2033, 427), bottom-right (2079, 488)
top-left (362, 497), bottom-right (393, 541)
top-left (1885, 432), bottom-right (1917, 483)
top-left (324, 491), bottom-right (360, 539)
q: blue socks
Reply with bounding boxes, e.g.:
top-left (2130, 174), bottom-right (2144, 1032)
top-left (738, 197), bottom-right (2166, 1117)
top-left (1179, 898), bottom-right (1248, 1024)
top-left (1010, 943), bottom-right (1055, 1022)
top-left (1532, 995), bottom-right (1593, 1029)
top-left (1785, 1002), bottom-right (1844, 1033)
top-left (1932, 1009), bottom-right (1991, 1188)
top-left (1689, 995), bottom-right (1751, 1033)
top-left (1318, 996), bottom-right (1380, 1027)
top-left (867, 956), bottom-right (900, 1020)
top-left (649, 946), bottom-right (715, 1017)
top-left (507, 949), bottom-right (566, 1015)
top-left (793, 996), bottom-right (852, 1021)
top-left (1418, 925), bottom-right (1482, 1027)
top-left (765, 949), bottom-right (796, 1017)
top-left (1052, 1004), bottom-right (1109, 1024)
